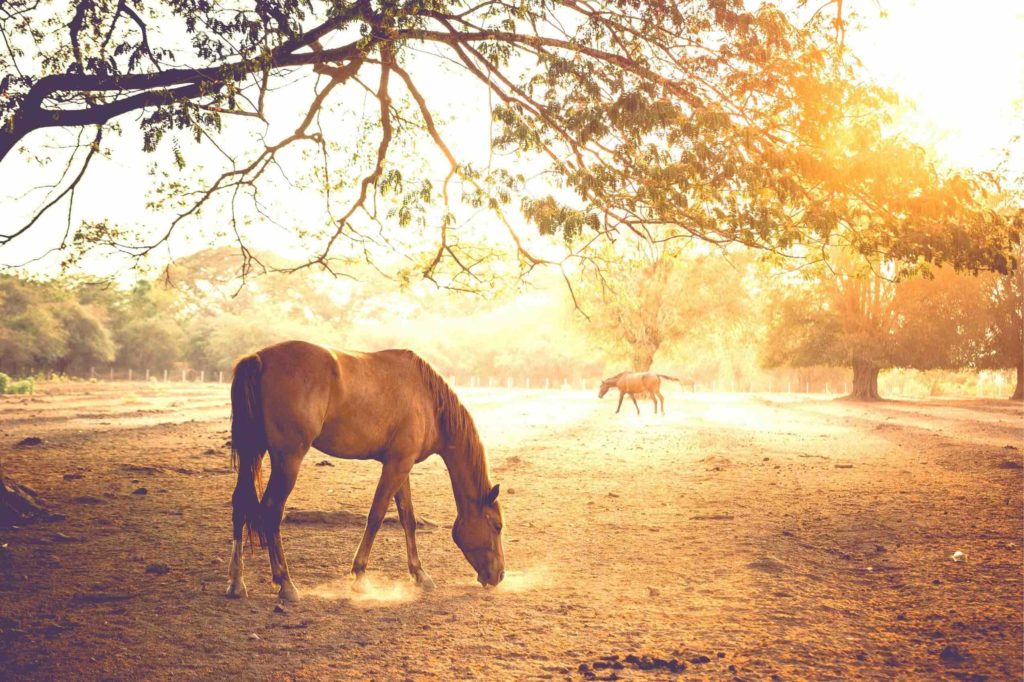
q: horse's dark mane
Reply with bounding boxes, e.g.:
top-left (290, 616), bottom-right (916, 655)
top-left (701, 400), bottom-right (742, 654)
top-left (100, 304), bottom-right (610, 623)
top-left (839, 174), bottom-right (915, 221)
top-left (414, 355), bottom-right (491, 497)
top-left (602, 371), bottom-right (626, 383)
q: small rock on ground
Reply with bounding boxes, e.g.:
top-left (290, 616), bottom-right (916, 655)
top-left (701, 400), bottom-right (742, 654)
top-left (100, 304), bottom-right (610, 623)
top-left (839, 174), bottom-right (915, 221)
top-left (939, 644), bottom-right (968, 665)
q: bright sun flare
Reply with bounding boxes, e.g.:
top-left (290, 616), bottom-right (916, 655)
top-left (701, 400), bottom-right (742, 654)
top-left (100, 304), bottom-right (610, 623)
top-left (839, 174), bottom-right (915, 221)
top-left (851, 0), bottom-right (1024, 171)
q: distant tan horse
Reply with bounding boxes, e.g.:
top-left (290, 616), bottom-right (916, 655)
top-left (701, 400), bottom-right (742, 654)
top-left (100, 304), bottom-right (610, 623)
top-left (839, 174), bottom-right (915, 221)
top-left (598, 372), bottom-right (685, 415)
top-left (226, 340), bottom-right (504, 602)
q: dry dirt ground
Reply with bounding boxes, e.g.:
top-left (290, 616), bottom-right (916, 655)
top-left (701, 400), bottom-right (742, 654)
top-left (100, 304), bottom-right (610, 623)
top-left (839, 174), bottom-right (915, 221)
top-left (1, 382), bottom-right (1021, 681)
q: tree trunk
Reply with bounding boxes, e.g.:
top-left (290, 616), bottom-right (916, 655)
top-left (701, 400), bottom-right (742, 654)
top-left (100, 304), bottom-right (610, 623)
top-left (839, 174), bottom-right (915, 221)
top-left (1012, 362), bottom-right (1023, 401)
top-left (0, 455), bottom-right (53, 527)
top-left (847, 357), bottom-right (881, 401)
top-left (631, 346), bottom-right (656, 372)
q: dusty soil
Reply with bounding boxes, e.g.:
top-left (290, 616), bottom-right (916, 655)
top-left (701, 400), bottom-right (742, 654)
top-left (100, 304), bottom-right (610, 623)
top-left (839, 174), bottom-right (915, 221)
top-left (1, 382), bottom-right (1021, 681)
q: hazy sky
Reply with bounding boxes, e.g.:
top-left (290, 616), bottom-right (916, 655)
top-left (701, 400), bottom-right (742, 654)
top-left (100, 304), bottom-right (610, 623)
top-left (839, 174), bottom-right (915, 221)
top-left (1, 0), bottom-right (1021, 277)
top-left (849, 0), bottom-right (1024, 171)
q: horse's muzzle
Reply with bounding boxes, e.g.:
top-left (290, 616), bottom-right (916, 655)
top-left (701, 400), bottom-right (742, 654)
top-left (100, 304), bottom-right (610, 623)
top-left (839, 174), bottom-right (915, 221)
top-left (477, 568), bottom-right (505, 587)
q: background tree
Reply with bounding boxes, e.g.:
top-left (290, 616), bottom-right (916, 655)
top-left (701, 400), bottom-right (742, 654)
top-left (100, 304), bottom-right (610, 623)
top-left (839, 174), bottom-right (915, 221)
top-left (976, 273), bottom-right (1024, 400)
top-left (0, 278), bottom-right (70, 375)
top-left (53, 301), bottom-right (117, 373)
top-left (761, 259), bottom-right (891, 400)
top-left (100, 281), bottom-right (186, 371)
top-left (114, 318), bottom-right (185, 372)
top-left (577, 244), bottom-right (747, 371)
top-left (763, 258), bottom-right (1018, 400)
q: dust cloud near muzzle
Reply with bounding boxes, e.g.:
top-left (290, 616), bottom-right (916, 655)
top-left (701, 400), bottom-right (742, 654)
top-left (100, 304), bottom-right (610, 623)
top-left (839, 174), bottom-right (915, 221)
top-left (464, 550), bottom-right (505, 586)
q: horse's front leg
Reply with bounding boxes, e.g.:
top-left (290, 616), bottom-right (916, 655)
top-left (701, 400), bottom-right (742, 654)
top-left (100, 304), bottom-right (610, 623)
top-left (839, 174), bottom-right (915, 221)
top-left (615, 391), bottom-right (625, 413)
top-left (630, 393), bottom-right (640, 414)
top-left (395, 475), bottom-right (435, 590)
top-left (352, 459), bottom-right (410, 589)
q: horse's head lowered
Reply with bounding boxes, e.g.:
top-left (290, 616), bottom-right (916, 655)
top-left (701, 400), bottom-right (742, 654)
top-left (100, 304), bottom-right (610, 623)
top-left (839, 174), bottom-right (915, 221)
top-left (598, 379), bottom-right (615, 398)
top-left (453, 484), bottom-right (504, 586)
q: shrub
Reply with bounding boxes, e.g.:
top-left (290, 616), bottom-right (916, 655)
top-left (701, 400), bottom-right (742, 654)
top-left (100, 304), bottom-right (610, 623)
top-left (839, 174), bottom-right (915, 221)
top-left (0, 373), bottom-right (33, 394)
top-left (6, 378), bottom-right (34, 394)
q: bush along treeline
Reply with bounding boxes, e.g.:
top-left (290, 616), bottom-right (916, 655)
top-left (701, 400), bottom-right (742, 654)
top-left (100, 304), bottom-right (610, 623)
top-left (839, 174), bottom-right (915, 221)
top-left (0, 275), bottom-right (164, 381)
top-left (0, 373), bottom-right (33, 395)
top-left (0, 247), bottom-right (606, 386)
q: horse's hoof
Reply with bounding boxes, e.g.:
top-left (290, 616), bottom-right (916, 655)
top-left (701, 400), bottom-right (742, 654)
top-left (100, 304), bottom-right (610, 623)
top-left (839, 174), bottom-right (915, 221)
top-left (278, 582), bottom-right (300, 603)
top-left (415, 572), bottom-right (436, 591)
top-left (225, 581), bottom-right (248, 599)
top-left (351, 573), bottom-right (368, 593)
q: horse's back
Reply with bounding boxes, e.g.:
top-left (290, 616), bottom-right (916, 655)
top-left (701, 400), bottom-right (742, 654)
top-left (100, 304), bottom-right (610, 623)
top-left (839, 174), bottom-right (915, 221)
top-left (617, 371), bottom-right (659, 393)
top-left (249, 342), bottom-right (442, 459)
top-left (318, 348), bottom-right (440, 459)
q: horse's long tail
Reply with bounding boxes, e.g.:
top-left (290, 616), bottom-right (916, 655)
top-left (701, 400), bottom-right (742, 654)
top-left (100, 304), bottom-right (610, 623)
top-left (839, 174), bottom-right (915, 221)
top-left (658, 374), bottom-right (692, 392)
top-left (230, 354), bottom-right (267, 549)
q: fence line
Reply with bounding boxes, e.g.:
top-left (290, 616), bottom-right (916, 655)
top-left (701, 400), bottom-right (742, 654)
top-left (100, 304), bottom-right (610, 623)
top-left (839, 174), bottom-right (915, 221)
top-left (64, 367), bottom-right (1013, 398)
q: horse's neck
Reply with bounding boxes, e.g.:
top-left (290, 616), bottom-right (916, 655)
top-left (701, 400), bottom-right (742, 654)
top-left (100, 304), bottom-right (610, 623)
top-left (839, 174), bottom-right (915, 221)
top-left (441, 441), bottom-right (490, 513)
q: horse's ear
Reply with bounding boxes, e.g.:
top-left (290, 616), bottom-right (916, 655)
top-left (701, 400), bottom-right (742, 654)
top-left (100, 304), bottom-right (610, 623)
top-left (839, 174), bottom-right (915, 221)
top-left (483, 484), bottom-right (499, 505)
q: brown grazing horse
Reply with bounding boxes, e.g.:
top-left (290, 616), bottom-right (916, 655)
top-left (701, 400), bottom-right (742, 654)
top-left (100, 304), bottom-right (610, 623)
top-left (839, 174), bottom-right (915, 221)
top-left (226, 340), bottom-right (504, 602)
top-left (598, 372), bottom-right (684, 415)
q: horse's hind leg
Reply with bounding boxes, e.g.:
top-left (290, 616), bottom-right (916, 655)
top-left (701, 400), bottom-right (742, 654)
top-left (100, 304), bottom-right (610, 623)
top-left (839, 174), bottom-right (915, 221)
top-left (226, 470), bottom-right (250, 598)
top-left (395, 476), bottom-right (435, 590)
top-left (657, 390), bottom-right (666, 415)
top-left (262, 448), bottom-right (305, 602)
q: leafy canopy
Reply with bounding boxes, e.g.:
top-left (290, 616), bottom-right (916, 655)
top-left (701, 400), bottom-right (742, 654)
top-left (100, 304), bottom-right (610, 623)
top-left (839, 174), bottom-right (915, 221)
top-left (0, 0), bottom-right (1017, 282)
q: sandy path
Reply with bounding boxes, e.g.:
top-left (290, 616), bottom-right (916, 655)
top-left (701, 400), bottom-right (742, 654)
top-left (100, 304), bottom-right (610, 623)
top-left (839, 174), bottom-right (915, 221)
top-left (1, 385), bottom-right (1021, 680)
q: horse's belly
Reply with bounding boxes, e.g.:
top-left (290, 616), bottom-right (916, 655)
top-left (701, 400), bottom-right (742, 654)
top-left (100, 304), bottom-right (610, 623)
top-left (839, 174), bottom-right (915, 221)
top-left (312, 422), bottom-right (391, 461)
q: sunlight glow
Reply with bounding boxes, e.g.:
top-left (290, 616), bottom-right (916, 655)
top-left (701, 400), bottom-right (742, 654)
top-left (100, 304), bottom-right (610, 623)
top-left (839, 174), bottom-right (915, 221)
top-left (851, 0), bottom-right (1024, 170)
